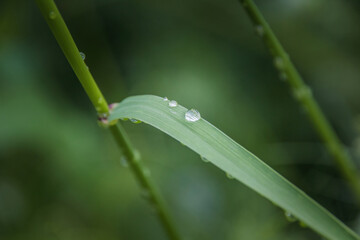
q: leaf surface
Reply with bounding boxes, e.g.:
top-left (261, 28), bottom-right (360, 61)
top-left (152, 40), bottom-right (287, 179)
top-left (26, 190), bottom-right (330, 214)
top-left (109, 95), bottom-right (359, 240)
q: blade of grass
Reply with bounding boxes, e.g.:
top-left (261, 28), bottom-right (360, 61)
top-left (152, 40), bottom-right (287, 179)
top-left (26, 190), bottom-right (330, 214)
top-left (35, 1), bottom-right (181, 239)
top-left (238, 0), bottom-right (360, 205)
top-left (109, 95), bottom-right (360, 240)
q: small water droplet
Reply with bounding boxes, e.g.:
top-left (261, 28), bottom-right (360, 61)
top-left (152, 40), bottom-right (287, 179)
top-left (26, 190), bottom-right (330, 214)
top-left (130, 118), bottom-right (142, 124)
top-left (255, 25), bottom-right (264, 37)
top-left (49, 11), bottom-right (56, 20)
top-left (274, 57), bottom-right (285, 70)
top-left (284, 211), bottom-right (297, 222)
top-left (120, 156), bottom-right (128, 167)
top-left (201, 156), bottom-right (209, 162)
top-left (163, 97), bottom-right (169, 101)
top-left (168, 100), bottom-right (178, 107)
top-left (80, 52), bottom-right (86, 60)
top-left (121, 118), bottom-right (129, 121)
top-left (226, 172), bottom-right (234, 179)
top-left (185, 109), bottom-right (201, 122)
top-left (293, 86), bottom-right (312, 101)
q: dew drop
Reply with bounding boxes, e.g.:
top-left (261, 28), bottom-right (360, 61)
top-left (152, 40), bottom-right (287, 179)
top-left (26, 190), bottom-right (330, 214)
top-left (185, 109), bottom-right (201, 122)
top-left (168, 100), bottom-right (177, 107)
top-left (200, 156), bottom-right (209, 162)
top-left (121, 118), bottom-right (129, 121)
top-left (255, 25), bottom-right (264, 37)
top-left (226, 172), bottom-right (234, 179)
top-left (80, 52), bottom-right (86, 60)
top-left (120, 156), bottom-right (128, 167)
top-left (48, 11), bottom-right (56, 20)
top-left (163, 97), bottom-right (169, 101)
top-left (274, 57), bottom-right (285, 70)
top-left (130, 118), bottom-right (142, 124)
top-left (284, 211), bottom-right (297, 222)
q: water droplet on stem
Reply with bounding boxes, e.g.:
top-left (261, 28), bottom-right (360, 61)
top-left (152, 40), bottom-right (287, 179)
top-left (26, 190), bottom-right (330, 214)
top-left (49, 11), bottom-right (56, 20)
top-left (255, 25), bottom-right (264, 37)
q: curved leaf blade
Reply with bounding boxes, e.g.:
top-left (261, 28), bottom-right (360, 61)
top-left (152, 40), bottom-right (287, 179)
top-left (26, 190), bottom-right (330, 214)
top-left (109, 95), bottom-right (359, 240)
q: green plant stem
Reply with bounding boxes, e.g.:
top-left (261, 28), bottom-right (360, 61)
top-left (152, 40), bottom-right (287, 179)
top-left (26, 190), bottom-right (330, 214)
top-left (239, 0), bottom-right (360, 205)
top-left (35, 0), bottom-right (181, 239)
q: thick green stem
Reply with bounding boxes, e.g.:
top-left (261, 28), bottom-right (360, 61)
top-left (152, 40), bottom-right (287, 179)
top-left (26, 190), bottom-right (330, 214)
top-left (239, 0), bottom-right (360, 205)
top-left (35, 0), bottom-right (181, 239)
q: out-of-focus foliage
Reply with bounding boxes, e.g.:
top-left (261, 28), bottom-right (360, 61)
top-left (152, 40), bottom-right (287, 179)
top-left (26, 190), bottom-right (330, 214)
top-left (1, 0), bottom-right (360, 239)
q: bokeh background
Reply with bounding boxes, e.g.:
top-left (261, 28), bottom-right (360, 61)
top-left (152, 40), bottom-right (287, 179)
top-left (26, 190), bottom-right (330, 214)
top-left (1, 0), bottom-right (360, 239)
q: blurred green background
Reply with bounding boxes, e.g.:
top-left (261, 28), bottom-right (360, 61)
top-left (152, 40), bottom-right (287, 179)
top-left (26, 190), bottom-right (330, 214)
top-left (1, 0), bottom-right (360, 239)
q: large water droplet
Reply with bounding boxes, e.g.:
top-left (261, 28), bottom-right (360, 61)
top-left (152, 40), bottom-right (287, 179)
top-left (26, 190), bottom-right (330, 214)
top-left (255, 25), bottom-right (264, 37)
top-left (49, 11), bottom-right (56, 20)
top-left (120, 156), bottom-right (128, 167)
top-left (163, 97), bottom-right (169, 101)
top-left (226, 172), bottom-right (234, 179)
top-left (80, 52), bottom-right (86, 60)
top-left (185, 109), bottom-right (201, 122)
top-left (284, 211), bottom-right (297, 222)
top-left (130, 118), bottom-right (142, 124)
top-left (201, 156), bottom-right (209, 162)
top-left (168, 100), bottom-right (177, 107)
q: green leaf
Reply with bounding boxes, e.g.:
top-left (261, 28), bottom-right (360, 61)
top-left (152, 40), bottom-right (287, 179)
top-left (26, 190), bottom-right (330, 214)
top-left (109, 95), bottom-right (360, 240)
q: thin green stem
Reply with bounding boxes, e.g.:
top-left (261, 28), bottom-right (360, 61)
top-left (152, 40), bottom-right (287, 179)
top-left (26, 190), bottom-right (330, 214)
top-left (239, 0), bottom-right (360, 205)
top-left (35, 0), bottom-right (181, 239)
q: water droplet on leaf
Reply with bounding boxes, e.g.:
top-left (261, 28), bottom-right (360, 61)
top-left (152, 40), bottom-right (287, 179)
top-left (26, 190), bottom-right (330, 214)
top-left (130, 118), bottom-right (142, 124)
top-left (168, 100), bottom-right (178, 107)
top-left (201, 156), bottom-right (209, 162)
top-left (284, 211), bottom-right (297, 222)
top-left (80, 52), bottom-right (86, 60)
top-left (185, 109), bottom-right (201, 122)
top-left (163, 97), bottom-right (168, 101)
top-left (226, 172), bottom-right (234, 179)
